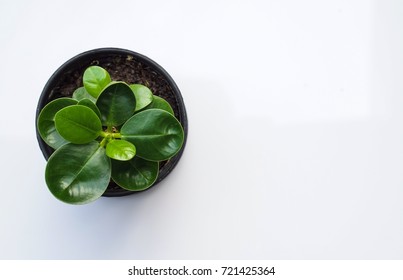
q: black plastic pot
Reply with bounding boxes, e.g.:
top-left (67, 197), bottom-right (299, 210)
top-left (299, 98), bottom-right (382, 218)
top-left (35, 48), bottom-right (188, 197)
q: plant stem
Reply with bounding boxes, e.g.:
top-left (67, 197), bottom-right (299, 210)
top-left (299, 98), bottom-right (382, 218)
top-left (111, 133), bottom-right (122, 139)
top-left (98, 130), bottom-right (121, 141)
top-left (99, 131), bottom-right (108, 138)
top-left (99, 137), bottom-right (108, 148)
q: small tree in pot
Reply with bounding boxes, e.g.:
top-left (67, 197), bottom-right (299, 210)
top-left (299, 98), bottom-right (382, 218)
top-left (37, 65), bottom-right (184, 205)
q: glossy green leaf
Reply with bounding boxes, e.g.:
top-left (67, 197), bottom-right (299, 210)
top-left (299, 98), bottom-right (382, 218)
top-left (83, 66), bottom-right (111, 98)
top-left (55, 105), bottom-right (102, 144)
top-left (111, 157), bottom-right (158, 191)
top-left (45, 142), bottom-right (111, 204)
top-left (129, 84), bottom-right (153, 112)
top-left (106, 139), bottom-right (136, 161)
top-left (145, 95), bottom-right (174, 115)
top-left (37, 98), bottom-right (78, 149)
top-left (121, 109), bottom-right (184, 161)
top-left (72, 87), bottom-right (96, 103)
top-left (78, 98), bottom-right (101, 119)
top-left (96, 82), bottom-right (136, 127)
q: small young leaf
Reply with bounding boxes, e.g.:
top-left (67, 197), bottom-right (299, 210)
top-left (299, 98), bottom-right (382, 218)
top-left (83, 66), bottom-right (111, 98)
top-left (37, 98), bottom-right (78, 149)
top-left (144, 95), bottom-right (174, 115)
top-left (121, 109), bottom-right (184, 161)
top-left (96, 82), bottom-right (136, 127)
top-left (78, 98), bottom-right (101, 119)
top-left (72, 87), bottom-right (96, 103)
top-left (111, 157), bottom-right (159, 191)
top-left (46, 142), bottom-right (111, 204)
top-left (106, 139), bottom-right (136, 161)
top-left (55, 105), bottom-right (102, 144)
top-left (129, 84), bottom-right (153, 112)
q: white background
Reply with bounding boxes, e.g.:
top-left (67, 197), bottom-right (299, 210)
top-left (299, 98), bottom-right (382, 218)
top-left (0, 0), bottom-right (402, 259)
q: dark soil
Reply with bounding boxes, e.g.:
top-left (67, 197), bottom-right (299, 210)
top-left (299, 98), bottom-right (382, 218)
top-left (46, 53), bottom-right (181, 195)
top-left (49, 54), bottom-right (180, 119)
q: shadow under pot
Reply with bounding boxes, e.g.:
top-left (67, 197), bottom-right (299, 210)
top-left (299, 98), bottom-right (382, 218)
top-left (35, 48), bottom-right (188, 198)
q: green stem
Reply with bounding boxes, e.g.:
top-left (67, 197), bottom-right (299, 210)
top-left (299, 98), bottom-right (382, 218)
top-left (99, 137), bottom-right (108, 148)
top-left (99, 131), bottom-right (108, 138)
top-left (98, 130), bottom-right (121, 140)
top-left (111, 133), bottom-right (122, 139)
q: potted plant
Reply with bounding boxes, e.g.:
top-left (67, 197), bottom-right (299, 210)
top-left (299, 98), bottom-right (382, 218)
top-left (35, 48), bottom-right (188, 204)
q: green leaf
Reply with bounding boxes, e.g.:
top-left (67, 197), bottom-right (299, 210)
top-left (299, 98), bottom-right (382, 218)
top-left (83, 66), bottom-right (111, 98)
top-left (45, 142), bottom-right (111, 204)
top-left (37, 98), bottom-right (78, 149)
top-left (78, 98), bottom-right (101, 119)
top-left (55, 105), bottom-right (102, 144)
top-left (121, 109), bottom-right (184, 161)
top-left (111, 157), bottom-right (158, 191)
top-left (129, 84), bottom-right (153, 112)
top-left (96, 82), bottom-right (136, 127)
top-left (145, 95), bottom-right (174, 115)
top-left (105, 139), bottom-right (136, 161)
top-left (72, 87), bottom-right (96, 103)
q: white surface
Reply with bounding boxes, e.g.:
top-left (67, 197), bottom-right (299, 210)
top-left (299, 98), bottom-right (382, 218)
top-left (0, 0), bottom-right (402, 259)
